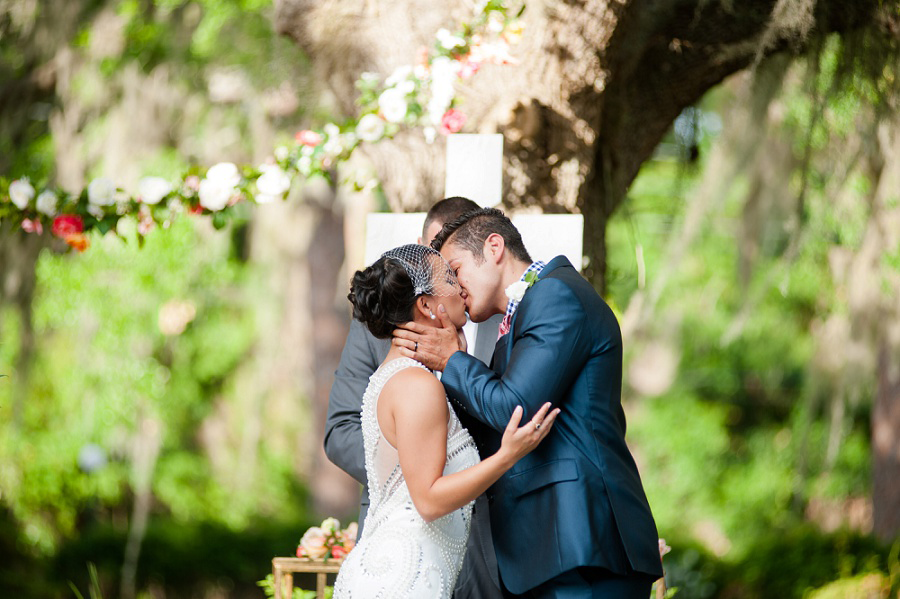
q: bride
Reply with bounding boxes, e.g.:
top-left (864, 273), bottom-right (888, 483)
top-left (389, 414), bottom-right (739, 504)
top-left (332, 244), bottom-right (558, 599)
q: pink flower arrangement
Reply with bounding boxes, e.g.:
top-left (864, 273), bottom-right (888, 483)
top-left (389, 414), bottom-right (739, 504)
top-left (296, 518), bottom-right (358, 561)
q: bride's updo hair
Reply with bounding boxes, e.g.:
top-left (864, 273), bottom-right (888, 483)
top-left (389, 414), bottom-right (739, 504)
top-left (348, 244), bottom-right (461, 339)
top-left (348, 255), bottom-right (418, 339)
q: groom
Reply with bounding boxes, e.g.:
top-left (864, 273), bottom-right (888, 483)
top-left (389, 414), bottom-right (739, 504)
top-left (394, 207), bottom-right (663, 598)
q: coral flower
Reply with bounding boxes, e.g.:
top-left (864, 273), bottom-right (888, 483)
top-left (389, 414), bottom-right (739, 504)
top-left (65, 233), bottom-right (90, 252)
top-left (295, 130), bottom-right (323, 147)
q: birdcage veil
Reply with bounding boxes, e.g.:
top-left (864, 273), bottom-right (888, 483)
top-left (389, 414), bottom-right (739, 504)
top-left (381, 244), bottom-right (460, 298)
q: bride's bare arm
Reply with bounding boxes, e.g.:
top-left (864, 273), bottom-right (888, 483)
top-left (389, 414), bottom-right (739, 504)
top-left (380, 368), bottom-right (558, 523)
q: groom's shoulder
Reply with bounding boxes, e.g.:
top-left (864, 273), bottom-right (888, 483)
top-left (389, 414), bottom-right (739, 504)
top-left (541, 257), bottom-right (598, 298)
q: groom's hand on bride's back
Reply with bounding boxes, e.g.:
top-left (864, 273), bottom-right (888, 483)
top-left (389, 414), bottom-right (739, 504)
top-left (392, 304), bottom-right (465, 371)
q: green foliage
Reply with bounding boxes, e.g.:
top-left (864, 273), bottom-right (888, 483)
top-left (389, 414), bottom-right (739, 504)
top-left (51, 515), bottom-right (315, 597)
top-left (258, 574), bottom-right (332, 599)
top-left (734, 527), bottom-right (894, 599)
top-left (68, 562), bottom-right (103, 599)
top-left (0, 218), bottom-right (308, 553)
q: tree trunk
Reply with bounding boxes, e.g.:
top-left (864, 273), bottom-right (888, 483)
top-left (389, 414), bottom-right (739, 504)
top-left (306, 183), bottom-right (359, 518)
top-left (274, 0), bottom-right (891, 290)
top-left (0, 226), bottom-right (50, 428)
top-left (872, 343), bottom-right (900, 541)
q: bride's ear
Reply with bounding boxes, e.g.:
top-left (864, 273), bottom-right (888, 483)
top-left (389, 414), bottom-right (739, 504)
top-left (415, 296), bottom-right (432, 320)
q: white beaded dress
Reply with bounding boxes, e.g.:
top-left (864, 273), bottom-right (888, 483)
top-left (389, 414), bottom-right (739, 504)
top-left (333, 357), bottom-right (480, 599)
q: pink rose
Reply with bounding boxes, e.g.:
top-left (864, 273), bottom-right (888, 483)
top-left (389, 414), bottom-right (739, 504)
top-left (297, 527), bottom-right (329, 559)
top-left (330, 545), bottom-right (348, 560)
top-left (295, 130), bottom-right (323, 147)
top-left (52, 214), bottom-right (85, 238)
top-left (658, 538), bottom-right (672, 560)
top-left (458, 59), bottom-right (480, 79)
top-left (21, 218), bottom-right (43, 234)
top-left (440, 109), bottom-right (467, 135)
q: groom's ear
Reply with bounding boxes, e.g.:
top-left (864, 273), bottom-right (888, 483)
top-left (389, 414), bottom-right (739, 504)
top-left (484, 233), bottom-right (506, 264)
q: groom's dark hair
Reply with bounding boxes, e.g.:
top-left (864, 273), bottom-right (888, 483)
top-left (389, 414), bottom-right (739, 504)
top-left (431, 207), bottom-right (532, 264)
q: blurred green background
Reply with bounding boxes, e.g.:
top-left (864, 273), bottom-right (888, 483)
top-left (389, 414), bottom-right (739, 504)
top-left (1, 1), bottom-right (899, 598)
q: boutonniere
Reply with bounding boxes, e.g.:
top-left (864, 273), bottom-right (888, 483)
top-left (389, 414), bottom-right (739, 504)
top-left (505, 271), bottom-right (538, 302)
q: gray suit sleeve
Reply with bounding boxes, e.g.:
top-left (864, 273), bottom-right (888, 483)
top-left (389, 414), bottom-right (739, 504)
top-left (323, 319), bottom-right (382, 485)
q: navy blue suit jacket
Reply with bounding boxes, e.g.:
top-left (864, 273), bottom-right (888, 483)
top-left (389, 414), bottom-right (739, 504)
top-left (441, 256), bottom-right (663, 593)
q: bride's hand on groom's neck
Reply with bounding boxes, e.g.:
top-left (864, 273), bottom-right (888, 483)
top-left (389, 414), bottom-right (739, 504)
top-left (392, 304), bottom-right (463, 371)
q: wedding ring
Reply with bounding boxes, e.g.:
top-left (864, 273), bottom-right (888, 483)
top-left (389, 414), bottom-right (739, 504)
top-left (535, 422), bottom-right (541, 430)
top-left (414, 341), bottom-right (418, 353)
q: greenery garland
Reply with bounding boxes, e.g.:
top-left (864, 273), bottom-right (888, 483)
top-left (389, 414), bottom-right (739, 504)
top-left (0, 0), bottom-right (524, 252)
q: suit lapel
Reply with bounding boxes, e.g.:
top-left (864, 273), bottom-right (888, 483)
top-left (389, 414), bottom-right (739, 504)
top-left (492, 333), bottom-right (511, 372)
top-left (499, 255), bottom-right (573, 368)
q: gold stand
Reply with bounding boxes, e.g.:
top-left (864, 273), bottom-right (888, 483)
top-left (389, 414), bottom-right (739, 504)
top-left (272, 557), bottom-right (343, 599)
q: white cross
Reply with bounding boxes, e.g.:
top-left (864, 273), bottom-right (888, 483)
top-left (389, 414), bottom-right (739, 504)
top-left (364, 134), bottom-right (583, 267)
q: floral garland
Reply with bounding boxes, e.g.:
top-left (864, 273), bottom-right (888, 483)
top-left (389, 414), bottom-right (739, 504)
top-left (0, 1), bottom-right (524, 252)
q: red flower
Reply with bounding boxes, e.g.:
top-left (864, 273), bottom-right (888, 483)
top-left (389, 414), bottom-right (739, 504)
top-left (330, 545), bottom-right (348, 560)
top-left (440, 109), bottom-right (467, 135)
top-left (295, 130), bottom-right (323, 147)
top-left (52, 214), bottom-right (84, 238)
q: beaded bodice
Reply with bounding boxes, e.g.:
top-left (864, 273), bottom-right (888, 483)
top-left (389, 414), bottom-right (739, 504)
top-left (333, 357), bottom-right (480, 599)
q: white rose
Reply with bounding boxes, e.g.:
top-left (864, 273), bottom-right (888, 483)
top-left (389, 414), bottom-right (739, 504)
top-left (9, 179), bottom-right (35, 209)
top-left (198, 162), bottom-right (240, 211)
top-left (274, 145), bottom-right (289, 162)
top-left (396, 79), bottom-right (416, 95)
top-left (296, 156), bottom-right (312, 176)
top-left (488, 12), bottom-right (505, 33)
top-left (323, 138), bottom-right (343, 159)
top-left (505, 280), bottom-right (530, 302)
top-left (321, 517), bottom-right (341, 535)
top-left (423, 126), bottom-right (437, 144)
top-left (87, 204), bottom-right (105, 220)
top-left (205, 162), bottom-right (241, 187)
top-left (378, 87), bottom-right (408, 123)
top-left (255, 164), bottom-right (291, 203)
top-left (356, 114), bottom-right (386, 143)
top-left (87, 177), bottom-right (116, 206)
top-left (301, 145), bottom-right (314, 157)
top-left (36, 190), bottom-right (58, 216)
top-left (138, 176), bottom-right (172, 205)
top-left (428, 93), bottom-right (452, 126)
top-left (360, 71), bottom-right (380, 85)
top-left (198, 178), bottom-right (235, 211)
top-left (385, 65), bottom-right (413, 87)
top-left (436, 28), bottom-right (465, 50)
top-left (323, 123), bottom-right (340, 138)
